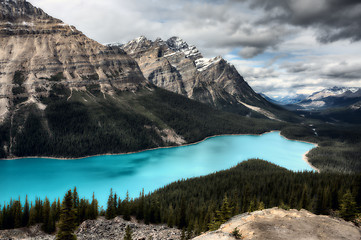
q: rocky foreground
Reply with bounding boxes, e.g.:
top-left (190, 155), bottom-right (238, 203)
top-left (194, 208), bottom-right (361, 240)
top-left (1, 208), bottom-right (360, 240)
top-left (0, 216), bottom-right (182, 240)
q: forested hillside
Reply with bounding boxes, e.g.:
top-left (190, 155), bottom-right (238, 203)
top-left (0, 86), bottom-right (284, 159)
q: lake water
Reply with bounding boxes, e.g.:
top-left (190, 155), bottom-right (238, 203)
top-left (0, 131), bottom-right (316, 208)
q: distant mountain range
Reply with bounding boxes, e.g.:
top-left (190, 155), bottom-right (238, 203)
top-left (262, 87), bottom-right (361, 124)
top-left (259, 93), bottom-right (308, 105)
top-left (263, 87), bottom-right (361, 110)
top-left (298, 86), bottom-right (361, 110)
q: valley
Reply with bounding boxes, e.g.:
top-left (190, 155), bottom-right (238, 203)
top-left (0, 0), bottom-right (360, 239)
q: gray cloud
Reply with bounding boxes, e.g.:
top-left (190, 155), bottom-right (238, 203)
top-left (28, 0), bottom-right (290, 58)
top-left (247, 0), bottom-right (361, 43)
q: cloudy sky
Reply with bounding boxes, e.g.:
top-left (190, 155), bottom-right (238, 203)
top-left (28, 0), bottom-right (361, 98)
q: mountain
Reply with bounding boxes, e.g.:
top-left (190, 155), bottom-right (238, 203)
top-left (0, 0), bottom-right (149, 123)
top-left (262, 94), bottom-right (308, 105)
top-left (297, 86), bottom-right (361, 110)
top-left (0, 0), bottom-right (283, 159)
top-left (115, 36), bottom-right (292, 121)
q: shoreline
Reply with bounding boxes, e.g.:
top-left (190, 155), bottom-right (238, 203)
top-left (0, 130), bottom-right (319, 172)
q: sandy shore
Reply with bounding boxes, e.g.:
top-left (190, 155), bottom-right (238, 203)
top-left (1, 130), bottom-right (320, 172)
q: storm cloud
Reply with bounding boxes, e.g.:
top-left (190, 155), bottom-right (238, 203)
top-left (247, 0), bottom-right (361, 43)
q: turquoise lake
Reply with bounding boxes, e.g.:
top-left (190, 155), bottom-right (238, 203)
top-left (0, 131), bottom-right (316, 208)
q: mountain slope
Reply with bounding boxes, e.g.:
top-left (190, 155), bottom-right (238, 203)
top-left (0, 87), bottom-right (284, 159)
top-left (0, 0), bottom-right (148, 123)
top-left (116, 36), bottom-right (292, 121)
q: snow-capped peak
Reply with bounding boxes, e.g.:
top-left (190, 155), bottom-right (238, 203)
top-left (166, 36), bottom-right (202, 60)
top-left (134, 35), bottom-right (147, 43)
top-left (166, 36), bottom-right (189, 51)
top-left (308, 86), bottom-right (360, 100)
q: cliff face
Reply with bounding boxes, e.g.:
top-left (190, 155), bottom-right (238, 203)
top-left (0, 0), bottom-right (148, 122)
top-left (118, 36), bottom-right (279, 119)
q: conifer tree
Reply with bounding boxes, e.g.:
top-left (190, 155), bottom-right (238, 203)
top-left (123, 191), bottom-right (131, 221)
top-left (136, 189), bottom-right (145, 220)
top-left (56, 190), bottom-right (77, 240)
top-left (13, 199), bottom-right (22, 228)
top-left (167, 205), bottom-right (174, 227)
top-left (106, 189), bottom-right (116, 220)
top-left (340, 190), bottom-right (357, 221)
top-left (208, 195), bottom-right (233, 230)
top-left (42, 197), bottom-right (55, 233)
top-left (22, 196), bottom-right (30, 227)
top-left (89, 193), bottom-right (98, 220)
top-left (124, 225), bottom-right (132, 240)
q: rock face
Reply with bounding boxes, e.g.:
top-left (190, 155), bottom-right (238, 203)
top-left (0, 0), bottom-right (148, 122)
top-left (193, 208), bottom-right (361, 240)
top-left (117, 36), bottom-right (280, 119)
top-left (0, 216), bottom-right (182, 240)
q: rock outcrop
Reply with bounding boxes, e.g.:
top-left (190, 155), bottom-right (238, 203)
top-left (0, 0), bottom-right (148, 122)
top-left (0, 216), bottom-right (182, 240)
top-left (117, 36), bottom-right (280, 119)
top-left (193, 208), bottom-right (361, 240)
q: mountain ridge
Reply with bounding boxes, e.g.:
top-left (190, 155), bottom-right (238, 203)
top-left (0, 0), bottom-right (149, 123)
top-left (116, 35), bottom-right (292, 121)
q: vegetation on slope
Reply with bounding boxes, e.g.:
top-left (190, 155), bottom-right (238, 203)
top-left (0, 86), bottom-right (283, 159)
top-left (281, 123), bottom-right (361, 173)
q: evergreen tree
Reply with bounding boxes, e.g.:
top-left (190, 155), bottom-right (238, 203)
top-left (167, 205), bottom-right (175, 227)
top-left (123, 225), bottom-right (132, 240)
top-left (73, 187), bottom-right (79, 209)
top-left (136, 189), bottom-right (145, 220)
top-left (123, 191), bottom-right (131, 221)
top-left (13, 199), bottom-right (22, 228)
top-left (56, 190), bottom-right (77, 240)
top-left (42, 197), bottom-right (55, 233)
top-left (89, 193), bottom-right (98, 220)
top-left (208, 195), bottom-right (233, 231)
top-left (72, 187), bottom-right (79, 223)
top-left (22, 196), bottom-right (30, 227)
top-left (106, 189), bottom-right (116, 220)
top-left (340, 190), bottom-right (358, 221)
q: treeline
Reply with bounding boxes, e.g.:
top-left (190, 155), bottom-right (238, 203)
top-left (0, 188), bottom-right (98, 233)
top-left (1, 160), bottom-right (359, 237)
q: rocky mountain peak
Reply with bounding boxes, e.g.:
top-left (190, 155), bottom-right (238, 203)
top-left (120, 35), bottom-right (285, 120)
top-left (0, 0), bottom-right (148, 123)
top-left (0, 0), bottom-right (53, 21)
top-left (166, 36), bottom-right (202, 60)
top-left (121, 35), bottom-right (153, 55)
top-left (166, 36), bottom-right (189, 51)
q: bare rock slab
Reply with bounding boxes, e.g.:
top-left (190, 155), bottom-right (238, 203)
top-left (193, 208), bottom-right (361, 240)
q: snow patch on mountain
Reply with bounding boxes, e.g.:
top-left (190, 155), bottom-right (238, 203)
top-left (195, 56), bottom-right (222, 72)
top-left (308, 87), bottom-right (360, 100)
top-left (166, 36), bottom-right (202, 60)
